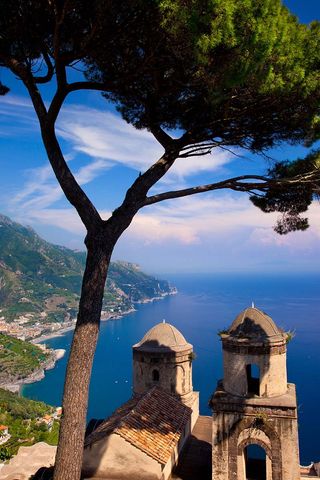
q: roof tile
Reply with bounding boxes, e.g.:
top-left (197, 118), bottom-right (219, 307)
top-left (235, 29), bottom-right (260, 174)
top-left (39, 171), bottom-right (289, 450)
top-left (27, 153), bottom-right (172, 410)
top-left (85, 387), bottom-right (192, 464)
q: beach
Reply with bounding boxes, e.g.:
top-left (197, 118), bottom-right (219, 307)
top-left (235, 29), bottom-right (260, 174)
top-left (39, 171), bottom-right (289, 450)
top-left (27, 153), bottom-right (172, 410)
top-left (31, 325), bottom-right (76, 344)
top-left (31, 291), bottom-right (177, 344)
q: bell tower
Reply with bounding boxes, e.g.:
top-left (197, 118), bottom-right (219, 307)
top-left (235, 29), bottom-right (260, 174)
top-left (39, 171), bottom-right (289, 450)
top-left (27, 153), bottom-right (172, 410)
top-left (132, 321), bottom-right (199, 427)
top-left (211, 306), bottom-right (300, 480)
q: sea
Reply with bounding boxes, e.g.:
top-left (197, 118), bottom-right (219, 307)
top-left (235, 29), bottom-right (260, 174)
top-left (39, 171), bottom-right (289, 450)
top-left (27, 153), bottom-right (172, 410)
top-left (22, 273), bottom-right (320, 465)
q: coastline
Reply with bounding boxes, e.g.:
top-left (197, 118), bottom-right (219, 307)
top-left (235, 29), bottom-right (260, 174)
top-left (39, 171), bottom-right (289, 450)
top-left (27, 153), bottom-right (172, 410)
top-left (32, 289), bottom-right (177, 342)
top-left (1, 289), bottom-right (177, 394)
top-left (0, 348), bottom-right (66, 394)
top-left (31, 324), bottom-right (75, 344)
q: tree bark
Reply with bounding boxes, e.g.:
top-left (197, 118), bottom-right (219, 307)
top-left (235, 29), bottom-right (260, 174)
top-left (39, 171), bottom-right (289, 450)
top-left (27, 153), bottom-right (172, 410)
top-left (53, 239), bottom-right (113, 480)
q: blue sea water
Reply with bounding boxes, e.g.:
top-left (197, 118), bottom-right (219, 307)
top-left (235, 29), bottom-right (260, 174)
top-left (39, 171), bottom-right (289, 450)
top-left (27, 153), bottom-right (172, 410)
top-left (22, 273), bottom-right (320, 464)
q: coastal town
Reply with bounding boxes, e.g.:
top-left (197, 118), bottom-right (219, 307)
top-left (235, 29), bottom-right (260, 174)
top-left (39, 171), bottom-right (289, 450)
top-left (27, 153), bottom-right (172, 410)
top-left (0, 313), bottom-right (76, 343)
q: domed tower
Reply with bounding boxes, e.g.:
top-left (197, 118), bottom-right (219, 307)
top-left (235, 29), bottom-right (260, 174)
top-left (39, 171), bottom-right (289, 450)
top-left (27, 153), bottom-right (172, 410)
top-left (222, 306), bottom-right (288, 398)
top-left (133, 322), bottom-right (199, 425)
top-left (211, 306), bottom-right (300, 480)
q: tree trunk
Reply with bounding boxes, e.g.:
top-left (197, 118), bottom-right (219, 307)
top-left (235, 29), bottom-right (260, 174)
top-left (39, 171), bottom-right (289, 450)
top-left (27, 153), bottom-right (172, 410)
top-left (53, 241), bottom-right (112, 480)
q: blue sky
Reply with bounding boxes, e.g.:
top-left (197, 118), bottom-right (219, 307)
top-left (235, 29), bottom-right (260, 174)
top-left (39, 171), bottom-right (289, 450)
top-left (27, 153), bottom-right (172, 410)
top-left (0, 1), bottom-right (320, 275)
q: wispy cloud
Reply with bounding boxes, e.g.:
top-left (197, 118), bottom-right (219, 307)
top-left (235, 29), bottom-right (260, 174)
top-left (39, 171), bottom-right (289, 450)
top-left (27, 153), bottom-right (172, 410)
top-left (3, 93), bottom-right (320, 270)
top-left (13, 191), bottom-right (320, 252)
top-left (57, 104), bottom-right (232, 180)
top-left (4, 94), bottom-right (234, 218)
top-left (14, 208), bottom-right (87, 236)
top-left (0, 95), bottom-right (38, 136)
top-left (0, 95), bottom-right (33, 109)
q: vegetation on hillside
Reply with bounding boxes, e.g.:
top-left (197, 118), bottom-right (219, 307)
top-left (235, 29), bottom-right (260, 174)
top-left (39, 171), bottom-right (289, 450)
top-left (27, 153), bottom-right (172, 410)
top-left (0, 214), bottom-right (173, 323)
top-left (0, 388), bottom-right (58, 460)
top-left (0, 334), bottom-right (50, 383)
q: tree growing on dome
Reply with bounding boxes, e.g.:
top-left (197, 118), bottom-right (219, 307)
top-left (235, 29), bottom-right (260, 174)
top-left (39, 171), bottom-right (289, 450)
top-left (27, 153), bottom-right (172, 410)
top-left (1, 1), bottom-right (320, 479)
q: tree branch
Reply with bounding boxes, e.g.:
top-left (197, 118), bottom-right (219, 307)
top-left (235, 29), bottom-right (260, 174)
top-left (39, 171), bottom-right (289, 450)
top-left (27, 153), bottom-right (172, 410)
top-left (47, 88), bottom-right (68, 124)
top-left (1, 54), bottom-right (103, 231)
top-left (53, 2), bottom-right (68, 89)
top-left (34, 52), bottom-right (54, 84)
top-left (149, 125), bottom-right (174, 149)
top-left (40, 125), bottom-right (103, 231)
top-left (142, 169), bottom-right (320, 207)
top-left (143, 175), bottom-right (271, 206)
top-left (120, 147), bottom-right (181, 209)
top-left (66, 81), bottom-right (111, 93)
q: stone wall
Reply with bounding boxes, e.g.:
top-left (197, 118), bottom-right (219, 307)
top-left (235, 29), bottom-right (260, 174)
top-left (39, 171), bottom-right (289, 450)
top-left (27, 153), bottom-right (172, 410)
top-left (133, 350), bottom-right (193, 403)
top-left (212, 389), bottom-right (300, 480)
top-left (223, 347), bottom-right (287, 398)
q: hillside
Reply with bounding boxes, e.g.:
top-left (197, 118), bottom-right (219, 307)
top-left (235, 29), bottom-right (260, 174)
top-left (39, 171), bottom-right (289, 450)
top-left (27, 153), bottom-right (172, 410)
top-left (0, 333), bottom-right (52, 386)
top-left (0, 387), bottom-right (53, 420)
top-left (0, 214), bottom-right (175, 338)
top-left (0, 388), bottom-right (58, 460)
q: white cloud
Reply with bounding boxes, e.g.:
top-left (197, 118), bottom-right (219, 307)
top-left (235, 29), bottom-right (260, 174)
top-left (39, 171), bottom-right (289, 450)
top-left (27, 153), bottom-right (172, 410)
top-left (4, 94), bottom-right (235, 215)
top-left (0, 95), bottom-right (33, 109)
top-left (57, 104), bottom-right (232, 180)
top-left (130, 212), bottom-right (200, 245)
top-left (127, 195), bottom-right (274, 245)
top-left (14, 208), bottom-right (87, 236)
top-left (14, 193), bottom-right (320, 253)
top-left (3, 93), bottom-right (320, 264)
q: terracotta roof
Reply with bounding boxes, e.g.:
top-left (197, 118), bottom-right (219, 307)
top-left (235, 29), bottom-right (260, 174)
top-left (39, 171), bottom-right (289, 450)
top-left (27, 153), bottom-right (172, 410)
top-left (133, 322), bottom-right (192, 353)
top-left (85, 387), bottom-right (192, 464)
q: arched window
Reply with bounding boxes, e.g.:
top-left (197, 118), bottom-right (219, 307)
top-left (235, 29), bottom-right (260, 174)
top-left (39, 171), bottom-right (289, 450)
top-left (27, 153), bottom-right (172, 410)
top-left (244, 444), bottom-right (266, 480)
top-left (152, 369), bottom-right (159, 382)
top-left (246, 364), bottom-right (260, 396)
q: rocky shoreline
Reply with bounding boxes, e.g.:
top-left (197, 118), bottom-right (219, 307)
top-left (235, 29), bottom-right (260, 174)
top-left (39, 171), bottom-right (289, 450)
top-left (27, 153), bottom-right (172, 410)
top-left (0, 348), bottom-right (66, 394)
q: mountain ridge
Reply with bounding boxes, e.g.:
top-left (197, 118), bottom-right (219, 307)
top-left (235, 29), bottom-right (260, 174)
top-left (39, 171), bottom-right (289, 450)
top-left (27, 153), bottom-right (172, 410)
top-left (0, 214), bottom-right (175, 340)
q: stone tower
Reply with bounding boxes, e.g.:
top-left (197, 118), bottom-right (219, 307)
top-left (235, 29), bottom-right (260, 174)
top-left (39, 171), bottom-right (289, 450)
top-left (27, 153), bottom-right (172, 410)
top-left (133, 322), bottom-right (199, 426)
top-left (211, 306), bottom-right (300, 480)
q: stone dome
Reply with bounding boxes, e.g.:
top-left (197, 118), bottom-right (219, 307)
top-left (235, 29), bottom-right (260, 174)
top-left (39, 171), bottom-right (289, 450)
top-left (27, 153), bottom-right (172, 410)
top-left (133, 322), bottom-right (192, 352)
top-left (227, 306), bottom-right (284, 342)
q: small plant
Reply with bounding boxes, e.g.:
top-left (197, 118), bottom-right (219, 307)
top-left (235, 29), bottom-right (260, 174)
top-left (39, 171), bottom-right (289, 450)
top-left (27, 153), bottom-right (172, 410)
top-left (286, 330), bottom-right (296, 344)
top-left (0, 446), bottom-right (12, 461)
top-left (188, 352), bottom-right (197, 362)
top-left (217, 329), bottom-right (229, 337)
top-left (250, 412), bottom-right (270, 431)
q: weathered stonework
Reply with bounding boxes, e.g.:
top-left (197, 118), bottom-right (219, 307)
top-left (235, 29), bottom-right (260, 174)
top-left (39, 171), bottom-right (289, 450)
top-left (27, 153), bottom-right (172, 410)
top-left (211, 307), bottom-right (300, 480)
top-left (83, 322), bottom-right (199, 480)
top-left (132, 323), bottom-right (195, 407)
top-left (132, 349), bottom-right (193, 401)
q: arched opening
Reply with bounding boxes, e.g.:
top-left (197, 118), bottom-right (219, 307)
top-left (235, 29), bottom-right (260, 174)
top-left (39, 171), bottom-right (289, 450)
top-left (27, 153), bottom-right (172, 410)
top-left (152, 369), bottom-right (159, 382)
top-left (246, 364), bottom-right (260, 396)
top-left (244, 444), bottom-right (266, 480)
